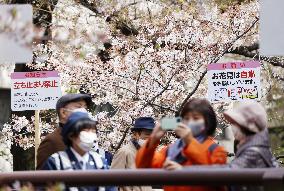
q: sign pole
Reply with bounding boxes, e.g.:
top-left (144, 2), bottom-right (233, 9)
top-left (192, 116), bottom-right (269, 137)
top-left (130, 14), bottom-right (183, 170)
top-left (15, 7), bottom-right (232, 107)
top-left (34, 110), bottom-right (40, 169)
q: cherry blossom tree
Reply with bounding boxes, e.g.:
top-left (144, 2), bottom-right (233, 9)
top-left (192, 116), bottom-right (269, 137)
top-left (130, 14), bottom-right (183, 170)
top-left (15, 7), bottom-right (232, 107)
top-left (28, 0), bottom-right (261, 150)
top-left (1, 0), bottom-right (283, 155)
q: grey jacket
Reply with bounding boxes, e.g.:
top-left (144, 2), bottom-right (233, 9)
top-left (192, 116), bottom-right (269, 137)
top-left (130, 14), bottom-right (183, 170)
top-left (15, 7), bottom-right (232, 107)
top-left (230, 129), bottom-right (277, 191)
top-left (230, 129), bottom-right (276, 168)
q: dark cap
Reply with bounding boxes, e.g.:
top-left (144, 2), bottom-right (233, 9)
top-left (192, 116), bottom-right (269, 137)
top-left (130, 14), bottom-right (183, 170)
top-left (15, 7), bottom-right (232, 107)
top-left (131, 117), bottom-right (155, 131)
top-left (56, 93), bottom-right (93, 114)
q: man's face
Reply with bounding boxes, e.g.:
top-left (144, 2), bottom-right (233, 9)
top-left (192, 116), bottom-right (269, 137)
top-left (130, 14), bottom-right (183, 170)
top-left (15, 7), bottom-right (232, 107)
top-left (59, 100), bottom-right (88, 124)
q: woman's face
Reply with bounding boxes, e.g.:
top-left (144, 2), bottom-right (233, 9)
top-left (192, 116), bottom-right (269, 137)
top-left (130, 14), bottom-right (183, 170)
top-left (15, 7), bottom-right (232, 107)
top-left (182, 111), bottom-right (206, 137)
top-left (231, 123), bottom-right (246, 142)
top-left (182, 111), bottom-right (205, 123)
top-left (71, 128), bottom-right (97, 142)
top-left (70, 128), bottom-right (98, 154)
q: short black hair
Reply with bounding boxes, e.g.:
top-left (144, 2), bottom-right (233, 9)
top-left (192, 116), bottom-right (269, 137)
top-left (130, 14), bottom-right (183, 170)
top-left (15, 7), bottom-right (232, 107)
top-left (64, 119), bottom-right (97, 147)
top-left (180, 98), bottom-right (217, 136)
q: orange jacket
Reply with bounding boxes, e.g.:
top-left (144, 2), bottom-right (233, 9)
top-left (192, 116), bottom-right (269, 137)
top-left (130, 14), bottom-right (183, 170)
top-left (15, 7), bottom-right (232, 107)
top-left (136, 136), bottom-right (227, 191)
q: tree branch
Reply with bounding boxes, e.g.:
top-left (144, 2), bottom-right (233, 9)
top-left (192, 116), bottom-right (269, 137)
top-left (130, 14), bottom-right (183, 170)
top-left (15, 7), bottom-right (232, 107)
top-left (146, 72), bottom-right (177, 106)
top-left (135, 48), bottom-right (146, 97)
top-left (145, 69), bottom-right (166, 89)
top-left (78, 0), bottom-right (101, 15)
top-left (114, 122), bottom-right (133, 152)
top-left (176, 70), bottom-right (207, 115)
top-left (146, 1), bottom-right (152, 21)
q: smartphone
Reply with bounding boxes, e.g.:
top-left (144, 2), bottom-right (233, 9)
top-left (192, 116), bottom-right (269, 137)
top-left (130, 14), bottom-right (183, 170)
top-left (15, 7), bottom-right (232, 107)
top-left (161, 117), bottom-right (182, 131)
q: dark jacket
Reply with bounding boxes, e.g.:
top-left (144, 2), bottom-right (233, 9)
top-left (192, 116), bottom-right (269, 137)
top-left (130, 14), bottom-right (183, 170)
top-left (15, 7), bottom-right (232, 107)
top-left (230, 129), bottom-right (277, 191)
top-left (94, 148), bottom-right (113, 167)
top-left (230, 129), bottom-right (276, 168)
top-left (37, 127), bottom-right (65, 170)
top-left (42, 148), bottom-right (115, 191)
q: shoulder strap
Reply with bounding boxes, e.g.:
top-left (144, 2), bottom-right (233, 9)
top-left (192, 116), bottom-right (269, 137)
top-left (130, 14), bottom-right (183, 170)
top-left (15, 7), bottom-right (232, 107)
top-left (58, 151), bottom-right (73, 170)
top-left (247, 147), bottom-right (274, 167)
top-left (166, 139), bottom-right (187, 164)
top-left (51, 153), bottom-right (61, 170)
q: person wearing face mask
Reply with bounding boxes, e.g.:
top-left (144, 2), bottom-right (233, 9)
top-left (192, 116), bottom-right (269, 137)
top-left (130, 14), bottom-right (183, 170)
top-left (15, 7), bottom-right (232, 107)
top-left (42, 111), bottom-right (116, 191)
top-left (223, 101), bottom-right (278, 169)
top-left (224, 101), bottom-right (279, 191)
top-left (136, 98), bottom-right (227, 191)
top-left (111, 117), bottom-right (154, 191)
top-left (36, 93), bottom-right (93, 170)
top-left (156, 101), bottom-right (279, 191)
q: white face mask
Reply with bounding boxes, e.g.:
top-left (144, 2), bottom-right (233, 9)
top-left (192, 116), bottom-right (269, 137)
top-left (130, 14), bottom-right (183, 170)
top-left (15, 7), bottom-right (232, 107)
top-left (231, 125), bottom-right (246, 141)
top-left (138, 139), bottom-right (146, 146)
top-left (78, 131), bottom-right (98, 152)
top-left (187, 119), bottom-right (206, 137)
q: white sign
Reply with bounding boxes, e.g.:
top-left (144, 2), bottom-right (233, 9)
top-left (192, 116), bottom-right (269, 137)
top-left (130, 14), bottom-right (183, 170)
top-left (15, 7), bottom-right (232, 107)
top-left (11, 71), bottom-right (62, 111)
top-left (0, 4), bottom-right (33, 63)
top-left (208, 61), bottom-right (261, 102)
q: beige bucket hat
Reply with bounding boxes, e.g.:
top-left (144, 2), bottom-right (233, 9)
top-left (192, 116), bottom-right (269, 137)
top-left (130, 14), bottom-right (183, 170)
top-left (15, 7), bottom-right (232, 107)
top-left (224, 101), bottom-right (267, 133)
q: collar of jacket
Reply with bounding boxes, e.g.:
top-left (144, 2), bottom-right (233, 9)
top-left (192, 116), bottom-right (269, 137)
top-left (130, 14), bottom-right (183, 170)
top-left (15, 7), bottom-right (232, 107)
top-left (70, 147), bottom-right (89, 168)
top-left (65, 148), bottom-right (84, 169)
top-left (65, 148), bottom-right (99, 170)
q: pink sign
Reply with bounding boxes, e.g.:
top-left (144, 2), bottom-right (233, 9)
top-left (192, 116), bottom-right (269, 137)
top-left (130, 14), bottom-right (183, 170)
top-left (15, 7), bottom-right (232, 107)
top-left (207, 61), bottom-right (261, 102)
top-left (11, 71), bottom-right (62, 111)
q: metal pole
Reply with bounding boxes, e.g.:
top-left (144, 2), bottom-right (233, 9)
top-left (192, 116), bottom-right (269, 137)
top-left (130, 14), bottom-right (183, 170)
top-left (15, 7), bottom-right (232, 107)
top-left (263, 169), bottom-right (284, 191)
top-left (34, 110), bottom-right (40, 169)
